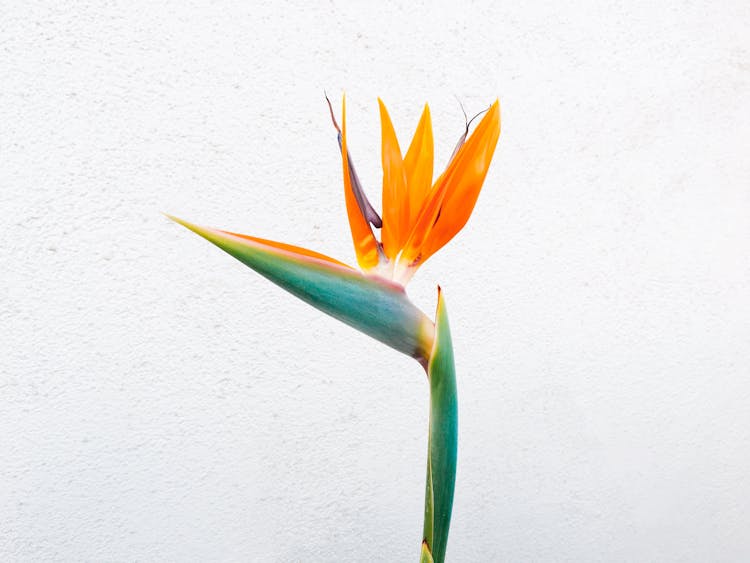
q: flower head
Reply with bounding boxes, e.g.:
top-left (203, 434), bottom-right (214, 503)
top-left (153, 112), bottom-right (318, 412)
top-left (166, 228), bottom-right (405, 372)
top-left (332, 96), bottom-right (501, 284)
top-left (168, 96), bottom-right (500, 360)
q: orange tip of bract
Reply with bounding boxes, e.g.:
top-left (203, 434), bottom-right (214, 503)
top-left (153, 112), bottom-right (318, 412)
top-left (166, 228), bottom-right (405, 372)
top-left (166, 214), bottom-right (352, 268)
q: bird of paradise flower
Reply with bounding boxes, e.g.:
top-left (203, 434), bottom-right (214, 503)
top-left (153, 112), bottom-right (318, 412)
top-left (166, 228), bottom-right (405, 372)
top-left (169, 95), bottom-right (500, 562)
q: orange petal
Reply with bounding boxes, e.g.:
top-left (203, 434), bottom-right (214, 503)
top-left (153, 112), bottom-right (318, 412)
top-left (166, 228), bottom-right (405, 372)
top-left (341, 96), bottom-right (382, 270)
top-left (424, 100), bottom-right (500, 258)
top-left (400, 100), bottom-right (500, 271)
top-left (378, 99), bottom-right (409, 259)
top-left (403, 103), bottom-right (434, 231)
top-left (396, 166), bottom-right (452, 276)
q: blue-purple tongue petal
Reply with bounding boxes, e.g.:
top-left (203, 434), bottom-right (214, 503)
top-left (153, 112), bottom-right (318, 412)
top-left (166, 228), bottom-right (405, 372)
top-left (340, 141), bottom-right (383, 229)
top-left (326, 95), bottom-right (383, 229)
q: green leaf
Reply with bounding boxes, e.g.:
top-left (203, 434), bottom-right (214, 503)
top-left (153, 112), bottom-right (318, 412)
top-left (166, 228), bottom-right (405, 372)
top-left (422, 289), bottom-right (457, 563)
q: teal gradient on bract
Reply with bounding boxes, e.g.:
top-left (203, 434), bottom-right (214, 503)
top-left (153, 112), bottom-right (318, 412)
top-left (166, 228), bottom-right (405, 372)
top-left (423, 290), bottom-right (457, 563)
top-left (168, 216), bottom-right (434, 361)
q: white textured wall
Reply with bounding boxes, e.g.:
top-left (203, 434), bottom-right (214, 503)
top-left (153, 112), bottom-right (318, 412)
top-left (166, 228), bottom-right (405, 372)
top-left (2, 1), bottom-right (749, 561)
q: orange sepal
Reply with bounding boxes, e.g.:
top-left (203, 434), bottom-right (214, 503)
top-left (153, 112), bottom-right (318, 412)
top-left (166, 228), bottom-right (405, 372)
top-left (400, 100), bottom-right (500, 271)
top-left (378, 99), bottom-right (409, 259)
top-left (341, 96), bottom-right (382, 271)
top-left (424, 100), bottom-right (500, 258)
top-left (403, 103), bottom-right (434, 229)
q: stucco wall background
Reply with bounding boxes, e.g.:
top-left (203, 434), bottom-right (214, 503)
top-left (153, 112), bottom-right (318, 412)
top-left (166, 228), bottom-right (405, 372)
top-left (2, 1), bottom-right (749, 561)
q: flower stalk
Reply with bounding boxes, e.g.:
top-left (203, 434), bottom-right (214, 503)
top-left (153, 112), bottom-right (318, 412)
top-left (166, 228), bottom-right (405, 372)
top-left (422, 289), bottom-right (458, 563)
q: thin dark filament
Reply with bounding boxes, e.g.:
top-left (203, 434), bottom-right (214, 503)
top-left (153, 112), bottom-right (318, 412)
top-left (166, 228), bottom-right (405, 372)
top-left (448, 98), bottom-right (491, 164)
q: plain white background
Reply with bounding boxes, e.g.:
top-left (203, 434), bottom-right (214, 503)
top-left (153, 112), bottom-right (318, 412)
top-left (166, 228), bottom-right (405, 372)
top-left (2, 1), bottom-right (749, 561)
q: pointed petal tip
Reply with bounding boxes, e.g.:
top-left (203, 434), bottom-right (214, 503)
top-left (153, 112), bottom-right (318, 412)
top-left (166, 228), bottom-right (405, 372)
top-left (490, 98), bottom-right (501, 120)
top-left (377, 97), bottom-right (390, 121)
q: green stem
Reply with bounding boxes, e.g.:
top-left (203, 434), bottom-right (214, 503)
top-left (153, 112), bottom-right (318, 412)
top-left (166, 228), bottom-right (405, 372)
top-left (421, 291), bottom-right (457, 563)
